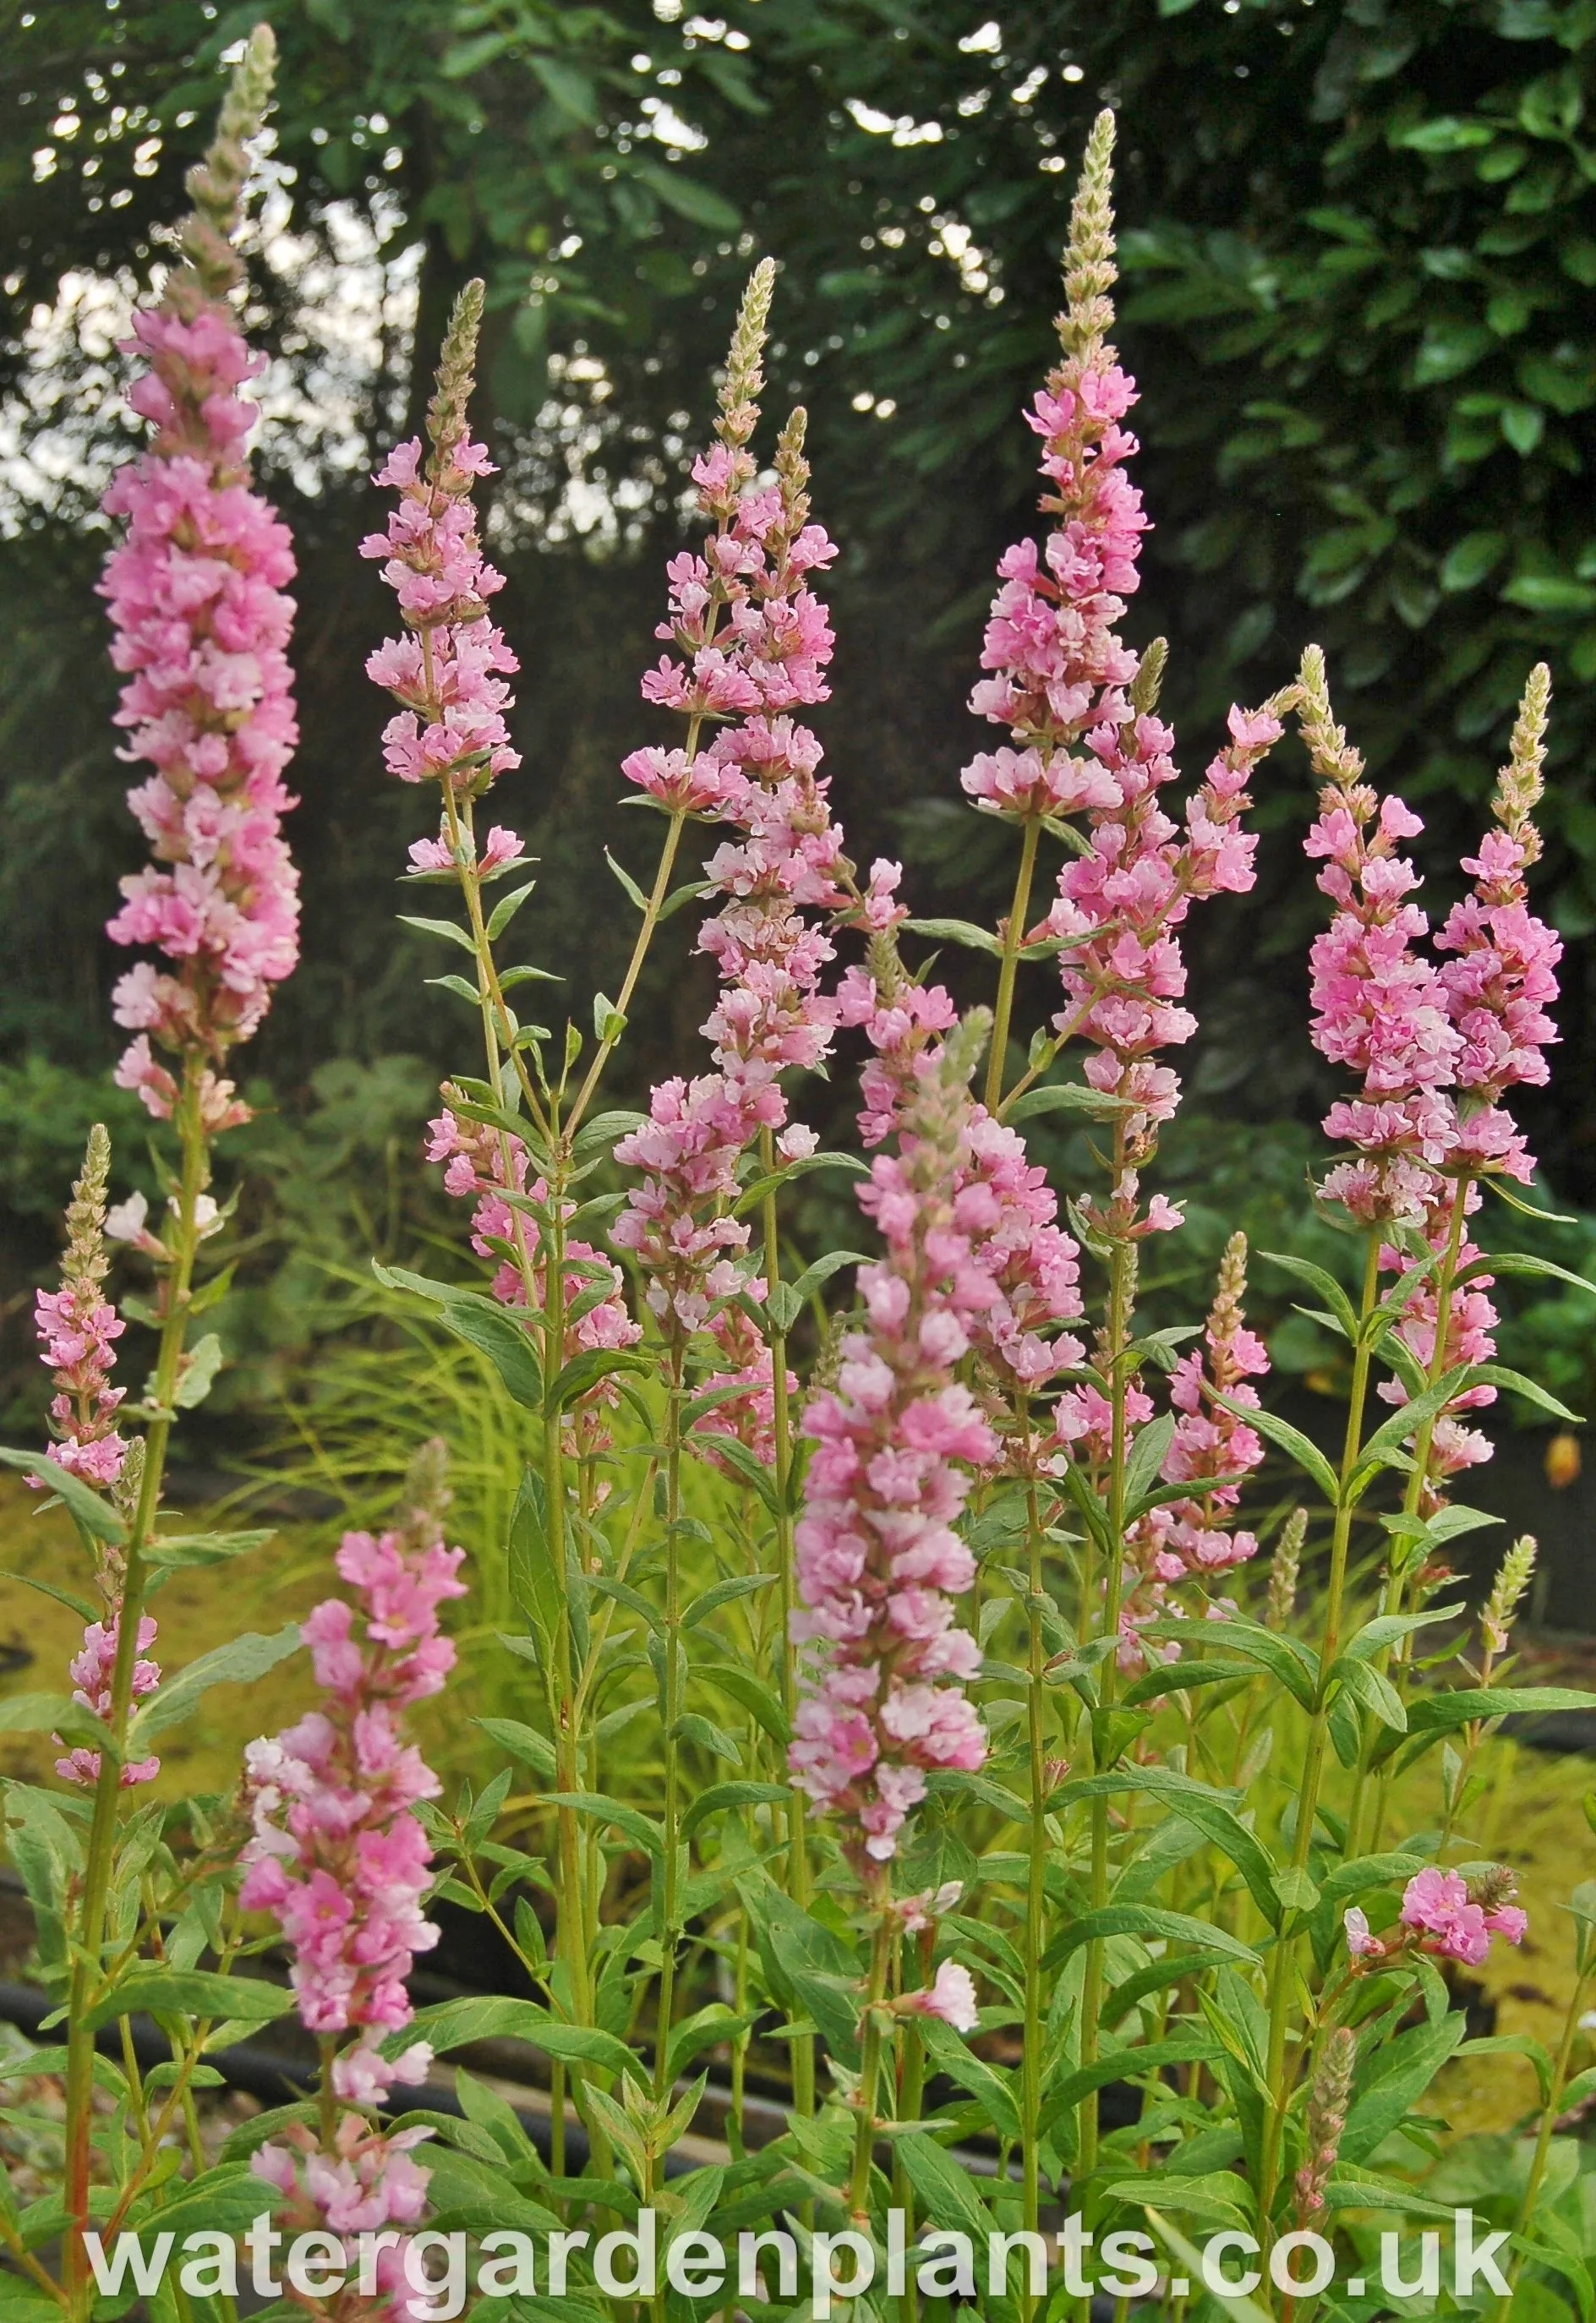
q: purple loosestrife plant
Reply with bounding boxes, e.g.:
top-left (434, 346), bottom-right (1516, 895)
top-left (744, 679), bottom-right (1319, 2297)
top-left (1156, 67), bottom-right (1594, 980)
top-left (0, 33), bottom-right (314, 2320)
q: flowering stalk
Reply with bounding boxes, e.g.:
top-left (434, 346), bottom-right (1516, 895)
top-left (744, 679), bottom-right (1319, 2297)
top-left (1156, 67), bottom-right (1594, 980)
top-left (365, 280), bottom-right (614, 2073)
top-left (243, 1441), bottom-right (466, 2320)
top-left (62, 33), bottom-right (297, 2305)
top-left (788, 1009), bottom-right (994, 1861)
top-left (963, 116), bottom-right (1279, 2195)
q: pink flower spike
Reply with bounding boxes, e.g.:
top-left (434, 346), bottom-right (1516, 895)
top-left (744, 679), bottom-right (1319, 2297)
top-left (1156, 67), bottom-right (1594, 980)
top-left (100, 142), bottom-right (300, 1111)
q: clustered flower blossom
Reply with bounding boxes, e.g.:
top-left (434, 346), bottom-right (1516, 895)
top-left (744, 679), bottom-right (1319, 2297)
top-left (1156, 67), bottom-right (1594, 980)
top-left (1156, 1231), bottom-right (1270, 1577)
top-left (35, 1127), bottom-right (128, 1490)
top-left (789, 1025), bottom-right (997, 1861)
top-left (56, 1617), bottom-right (161, 1792)
top-left (615, 267), bottom-right (846, 1438)
top-left (35, 1127), bottom-right (163, 1789)
top-left (1111, 1236), bottom-right (1271, 1670)
top-left (1294, 2028), bottom-right (1356, 2222)
top-left (243, 1446), bottom-right (465, 2283)
top-left (101, 182), bottom-right (299, 1131)
top-left (362, 280), bottom-right (520, 833)
top-left (1344, 1865), bottom-right (1527, 1971)
top-left (1301, 656), bottom-right (1560, 1499)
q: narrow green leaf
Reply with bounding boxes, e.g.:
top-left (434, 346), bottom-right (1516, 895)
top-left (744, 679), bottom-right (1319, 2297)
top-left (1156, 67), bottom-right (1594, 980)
top-left (485, 877), bottom-right (538, 940)
top-left (0, 1447), bottom-right (126, 1544)
top-left (397, 913), bottom-right (477, 954)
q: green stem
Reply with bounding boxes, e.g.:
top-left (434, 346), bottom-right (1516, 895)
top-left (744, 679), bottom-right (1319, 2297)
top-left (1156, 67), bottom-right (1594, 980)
top-left (894, 1983), bottom-right (926, 2323)
top-left (655, 1353), bottom-right (686, 2098)
top-left (565, 807), bottom-right (688, 1143)
top-left (1020, 1457), bottom-right (1050, 2319)
top-left (760, 1128), bottom-right (814, 2118)
top-left (63, 1058), bottom-right (209, 2317)
top-left (1353, 1179), bottom-right (1471, 1858)
top-left (849, 1895), bottom-right (894, 2224)
top-left (1258, 1232), bottom-right (1382, 2233)
top-left (1077, 1224), bottom-right (1134, 2192)
top-left (986, 815), bottom-right (1042, 1114)
top-left (1495, 1960), bottom-right (1590, 2323)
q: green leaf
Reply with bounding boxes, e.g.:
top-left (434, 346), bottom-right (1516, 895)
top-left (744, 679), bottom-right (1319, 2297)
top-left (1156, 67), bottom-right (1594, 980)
top-left (631, 160), bottom-right (742, 232)
top-left (1218, 1398), bottom-right (1339, 1504)
top-left (1342, 2011), bottom-right (1465, 2162)
top-left (397, 912), bottom-right (477, 954)
top-left (1044, 1905), bottom-right (1259, 1971)
top-left (1136, 1615), bottom-right (1318, 1707)
top-left (440, 31), bottom-right (510, 77)
top-left (129, 1624), bottom-right (302, 1747)
top-left (683, 1573), bottom-right (776, 1626)
top-left (1006, 1080), bottom-right (1136, 1124)
top-left (145, 1528), bottom-right (275, 1572)
top-left (680, 1781), bottom-right (789, 1838)
top-left (903, 915), bottom-right (1003, 956)
top-left (1461, 1250), bottom-right (1596, 1298)
top-left (604, 850), bottom-right (649, 913)
top-left (539, 1790), bottom-right (664, 1858)
top-left (0, 1447), bottom-right (126, 1544)
top-left (396, 1994), bottom-right (645, 2084)
top-left (485, 877), bottom-right (538, 940)
top-left (1407, 1683), bottom-right (1596, 1733)
top-left (84, 1970), bottom-right (293, 2034)
top-left (0, 1567), bottom-right (95, 1621)
top-left (1259, 1249), bottom-right (1358, 1339)
top-left (1144, 2209), bottom-right (1273, 2323)
top-left (697, 1662), bottom-right (790, 1746)
top-left (787, 1248), bottom-right (871, 1310)
top-left (1440, 529), bottom-right (1509, 591)
top-left (1058, 1768), bottom-right (1281, 1925)
top-left (1122, 1411), bottom-right (1176, 1519)
top-left (374, 1266), bottom-right (546, 1409)
top-left (473, 1718), bottom-right (557, 1781)
top-left (0, 1692), bottom-right (113, 1752)
top-left (1504, 572), bottom-right (1596, 614)
top-left (1046, 2036), bottom-right (1222, 2125)
top-left (732, 1150), bottom-right (868, 1216)
top-left (895, 2134), bottom-right (993, 2239)
top-left (571, 1107), bottom-right (646, 1160)
top-left (1472, 1362), bottom-right (1581, 1422)
top-left (1331, 1654), bottom-right (1407, 1733)
top-left (172, 1331), bottom-right (224, 1409)
top-left (552, 1347), bottom-right (648, 1411)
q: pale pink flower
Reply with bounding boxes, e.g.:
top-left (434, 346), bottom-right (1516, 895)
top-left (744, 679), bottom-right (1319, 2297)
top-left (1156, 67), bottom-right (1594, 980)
top-left (902, 1959), bottom-right (980, 2033)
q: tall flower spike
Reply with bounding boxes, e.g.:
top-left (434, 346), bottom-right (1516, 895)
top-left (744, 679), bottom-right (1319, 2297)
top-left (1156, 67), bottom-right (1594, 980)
top-left (1298, 643), bottom-right (1461, 1227)
top-left (35, 1126), bottom-right (128, 1491)
top-left (363, 278), bottom-right (522, 812)
top-left (967, 112), bottom-right (1278, 1183)
top-left (38, 1127), bottom-right (164, 1790)
top-left (618, 273), bottom-right (845, 1452)
top-left (243, 1442), bottom-right (467, 2303)
top-left (1294, 2028), bottom-right (1356, 2220)
top-left (1266, 1508), bottom-right (1308, 1633)
top-left (789, 1013), bottom-right (997, 1863)
top-left (1481, 1532), bottom-right (1536, 1661)
top-left (101, 30), bottom-right (299, 1132)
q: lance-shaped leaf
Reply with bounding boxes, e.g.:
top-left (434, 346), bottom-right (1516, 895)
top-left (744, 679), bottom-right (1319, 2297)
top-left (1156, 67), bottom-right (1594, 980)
top-left (1057, 1767), bottom-right (1282, 1925)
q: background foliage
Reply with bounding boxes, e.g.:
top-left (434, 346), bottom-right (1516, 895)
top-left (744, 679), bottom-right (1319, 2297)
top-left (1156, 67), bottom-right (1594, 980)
top-left (2, 0), bottom-right (1593, 1423)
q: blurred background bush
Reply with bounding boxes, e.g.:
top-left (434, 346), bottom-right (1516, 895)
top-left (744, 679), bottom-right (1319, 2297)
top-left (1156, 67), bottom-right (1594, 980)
top-left (2, 0), bottom-right (1593, 1486)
